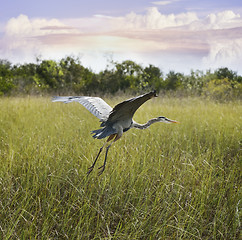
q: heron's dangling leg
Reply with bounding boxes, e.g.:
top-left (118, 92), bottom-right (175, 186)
top-left (87, 143), bottom-right (106, 175)
top-left (87, 134), bottom-right (117, 175)
top-left (98, 134), bottom-right (121, 176)
top-left (98, 143), bottom-right (112, 175)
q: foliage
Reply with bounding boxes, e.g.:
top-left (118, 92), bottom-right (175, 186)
top-left (0, 97), bottom-right (240, 239)
top-left (0, 57), bottom-right (241, 100)
top-left (0, 60), bottom-right (15, 95)
top-left (143, 64), bottom-right (164, 91)
top-left (203, 78), bottom-right (241, 100)
top-left (164, 71), bottom-right (182, 90)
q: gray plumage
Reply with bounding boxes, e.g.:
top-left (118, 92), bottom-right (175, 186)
top-left (92, 91), bottom-right (159, 139)
top-left (52, 91), bottom-right (178, 175)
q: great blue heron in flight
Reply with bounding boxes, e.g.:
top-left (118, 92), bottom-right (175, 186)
top-left (52, 90), bottom-right (178, 175)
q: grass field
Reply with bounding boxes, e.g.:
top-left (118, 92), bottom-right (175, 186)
top-left (0, 96), bottom-right (241, 239)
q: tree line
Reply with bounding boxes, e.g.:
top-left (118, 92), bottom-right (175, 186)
top-left (0, 56), bottom-right (241, 100)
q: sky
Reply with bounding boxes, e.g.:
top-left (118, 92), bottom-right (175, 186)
top-left (1, 0), bottom-right (242, 74)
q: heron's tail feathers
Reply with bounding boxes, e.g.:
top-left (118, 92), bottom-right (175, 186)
top-left (91, 126), bottom-right (116, 139)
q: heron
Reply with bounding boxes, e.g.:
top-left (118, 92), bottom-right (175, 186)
top-left (52, 90), bottom-right (178, 175)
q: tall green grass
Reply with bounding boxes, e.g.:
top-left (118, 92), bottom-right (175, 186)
top-left (0, 96), bottom-right (241, 239)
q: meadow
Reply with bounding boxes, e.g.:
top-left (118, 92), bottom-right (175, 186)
top-left (0, 96), bottom-right (241, 239)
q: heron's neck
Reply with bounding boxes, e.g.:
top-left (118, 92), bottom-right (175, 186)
top-left (132, 118), bottom-right (160, 130)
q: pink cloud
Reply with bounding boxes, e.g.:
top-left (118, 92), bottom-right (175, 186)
top-left (1, 8), bottom-right (242, 73)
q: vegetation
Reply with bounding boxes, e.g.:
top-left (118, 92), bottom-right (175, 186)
top-left (0, 97), bottom-right (241, 239)
top-left (0, 56), bottom-right (241, 238)
top-left (0, 57), bottom-right (241, 100)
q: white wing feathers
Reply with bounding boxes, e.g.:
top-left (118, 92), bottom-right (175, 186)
top-left (52, 96), bottom-right (112, 121)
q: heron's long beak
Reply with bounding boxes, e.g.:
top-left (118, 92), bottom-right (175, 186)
top-left (169, 120), bottom-right (179, 124)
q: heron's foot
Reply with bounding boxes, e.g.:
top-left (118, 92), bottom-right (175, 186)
top-left (87, 166), bottom-right (94, 175)
top-left (98, 165), bottom-right (105, 176)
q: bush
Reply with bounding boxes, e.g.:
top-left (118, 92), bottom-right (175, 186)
top-left (0, 57), bottom-right (241, 101)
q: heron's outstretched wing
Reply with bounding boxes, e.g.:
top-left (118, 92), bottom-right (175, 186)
top-left (107, 90), bottom-right (157, 123)
top-left (52, 96), bottom-right (112, 121)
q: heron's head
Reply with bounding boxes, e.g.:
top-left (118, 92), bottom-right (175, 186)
top-left (157, 116), bottom-right (179, 124)
top-left (153, 90), bottom-right (158, 97)
top-left (148, 90), bottom-right (158, 99)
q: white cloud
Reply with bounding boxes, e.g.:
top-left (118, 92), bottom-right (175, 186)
top-left (117, 7), bottom-right (198, 29)
top-left (1, 8), bottom-right (242, 73)
top-left (151, 1), bottom-right (173, 6)
top-left (0, 14), bottom-right (79, 63)
top-left (5, 14), bottom-right (77, 37)
top-left (112, 8), bottom-right (242, 72)
top-left (189, 10), bottom-right (241, 30)
top-left (151, 0), bottom-right (179, 6)
top-left (203, 38), bottom-right (242, 70)
top-left (205, 10), bottom-right (241, 29)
